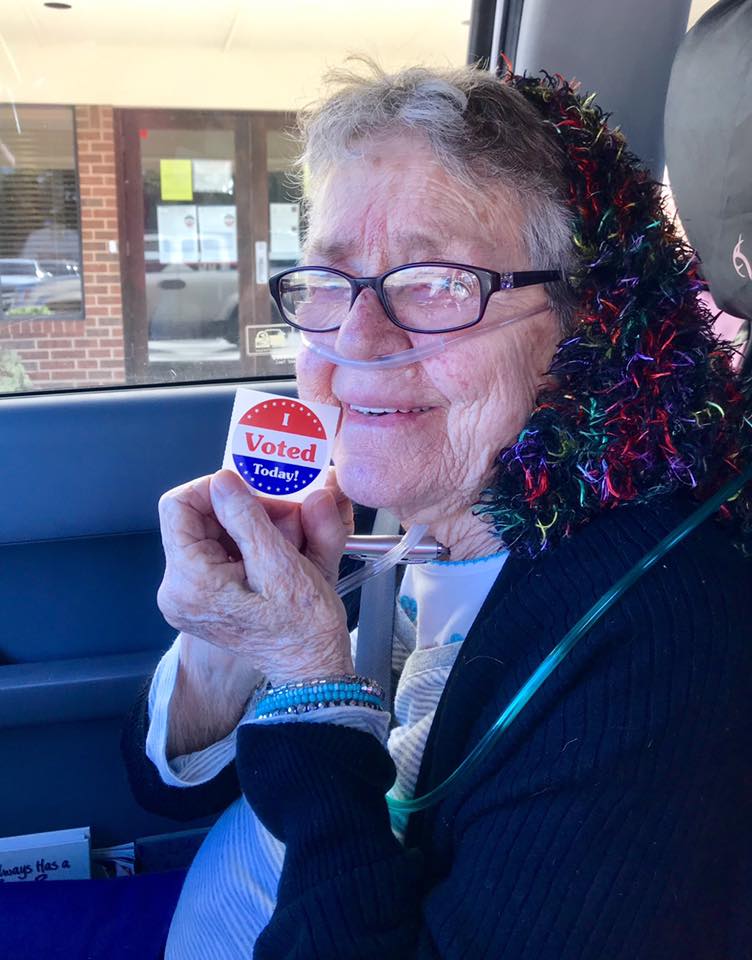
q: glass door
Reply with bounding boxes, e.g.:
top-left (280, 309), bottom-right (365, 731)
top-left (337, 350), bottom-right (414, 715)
top-left (117, 109), bottom-right (297, 384)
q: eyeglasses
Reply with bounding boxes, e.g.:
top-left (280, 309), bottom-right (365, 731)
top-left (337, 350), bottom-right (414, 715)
top-left (268, 261), bottom-right (563, 335)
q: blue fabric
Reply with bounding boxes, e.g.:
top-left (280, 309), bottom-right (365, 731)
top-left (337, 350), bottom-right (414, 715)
top-left (0, 869), bottom-right (186, 959)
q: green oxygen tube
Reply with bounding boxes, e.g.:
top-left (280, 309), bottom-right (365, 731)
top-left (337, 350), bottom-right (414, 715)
top-left (386, 462), bottom-right (752, 815)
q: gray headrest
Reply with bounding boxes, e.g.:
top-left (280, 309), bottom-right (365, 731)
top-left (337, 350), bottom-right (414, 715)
top-left (664, 0), bottom-right (752, 322)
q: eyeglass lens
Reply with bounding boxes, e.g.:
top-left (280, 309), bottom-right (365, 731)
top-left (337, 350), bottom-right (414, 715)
top-left (278, 265), bottom-right (482, 331)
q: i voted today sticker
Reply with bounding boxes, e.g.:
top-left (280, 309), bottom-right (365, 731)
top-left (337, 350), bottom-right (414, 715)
top-left (222, 387), bottom-right (340, 502)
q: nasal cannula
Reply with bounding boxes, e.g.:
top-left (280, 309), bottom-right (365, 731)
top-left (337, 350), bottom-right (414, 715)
top-left (300, 301), bottom-right (548, 371)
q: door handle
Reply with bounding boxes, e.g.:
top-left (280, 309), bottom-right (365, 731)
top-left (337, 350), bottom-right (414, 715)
top-left (255, 241), bottom-right (269, 285)
top-left (158, 278), bottom-right (187, 290)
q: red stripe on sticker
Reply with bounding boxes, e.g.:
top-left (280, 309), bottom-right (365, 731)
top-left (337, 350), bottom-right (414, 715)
top-left (238, 399), bottom-right (326, 439)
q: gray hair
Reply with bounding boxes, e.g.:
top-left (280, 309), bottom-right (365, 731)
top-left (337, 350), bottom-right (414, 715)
top-left (296, 58), bottom-right (576, 326)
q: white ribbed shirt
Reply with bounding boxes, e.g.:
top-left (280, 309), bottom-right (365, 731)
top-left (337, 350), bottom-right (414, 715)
top-left (146, 552), bottom-right (507, 959)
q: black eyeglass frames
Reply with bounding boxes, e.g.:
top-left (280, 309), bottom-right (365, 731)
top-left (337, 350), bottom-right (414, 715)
top-left (268, 261), bottom-right (563, 335)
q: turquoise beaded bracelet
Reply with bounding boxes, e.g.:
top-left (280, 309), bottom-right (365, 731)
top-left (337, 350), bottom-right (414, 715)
top-left (254, 675), bottom-right (385, 720)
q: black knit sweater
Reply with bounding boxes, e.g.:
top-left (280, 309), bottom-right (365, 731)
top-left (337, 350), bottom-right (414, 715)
top-left (123, 498), bottom-right (752, 959)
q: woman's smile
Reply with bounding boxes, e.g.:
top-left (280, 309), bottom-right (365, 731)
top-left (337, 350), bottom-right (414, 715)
top-left (342, 401), bottom-right (438, 428)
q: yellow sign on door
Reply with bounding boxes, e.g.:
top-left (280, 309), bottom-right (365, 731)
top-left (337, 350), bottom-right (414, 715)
top-left (160, 159), bottom-right (193, 201)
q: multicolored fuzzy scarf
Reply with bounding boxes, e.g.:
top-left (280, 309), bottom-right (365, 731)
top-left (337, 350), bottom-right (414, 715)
top-left (476, 71), bottom-right (752, 558)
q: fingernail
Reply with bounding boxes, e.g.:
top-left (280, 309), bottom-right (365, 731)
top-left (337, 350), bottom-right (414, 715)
top-left (305, 489), bottom-right (331, 511)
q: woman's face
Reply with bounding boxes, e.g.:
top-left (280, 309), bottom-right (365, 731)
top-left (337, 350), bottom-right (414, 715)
top-left (296, 132), bottom-right (561, 524)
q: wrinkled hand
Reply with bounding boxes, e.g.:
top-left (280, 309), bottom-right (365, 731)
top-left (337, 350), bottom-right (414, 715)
top-left (157, 469), bottom-right (354, 686)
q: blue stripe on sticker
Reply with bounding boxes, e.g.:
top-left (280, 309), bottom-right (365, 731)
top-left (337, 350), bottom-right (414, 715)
top-left (234, 454), bottom-right (321, 496)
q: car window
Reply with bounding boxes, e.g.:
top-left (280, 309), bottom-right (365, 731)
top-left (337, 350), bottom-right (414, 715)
top-left (0, 1), bottom-right (472, 396)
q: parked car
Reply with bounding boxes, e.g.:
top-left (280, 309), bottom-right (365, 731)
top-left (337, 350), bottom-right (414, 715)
top-left (37, 259), bottom-right (80, 278)
top-left (0, 258), bottom-right (50, 286)
top-left (11, 272), bottom-right (82, 316)
top-left (0, 260), bottom-right (51, 308)
top-left (145, 263), bottom-right (238, 341)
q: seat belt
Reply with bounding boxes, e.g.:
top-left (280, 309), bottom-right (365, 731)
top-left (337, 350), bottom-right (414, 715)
top-left (354, 508), bottom-right (400, 705)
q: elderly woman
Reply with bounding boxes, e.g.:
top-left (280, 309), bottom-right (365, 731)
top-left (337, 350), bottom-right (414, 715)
top-left (124, 64), bottom-right (752, 959)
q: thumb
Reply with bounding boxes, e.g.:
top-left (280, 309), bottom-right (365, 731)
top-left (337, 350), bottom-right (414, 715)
top-left (209, 469), bottom-right (295, 593)
top-left (301, 487), bottom-right (350, 587)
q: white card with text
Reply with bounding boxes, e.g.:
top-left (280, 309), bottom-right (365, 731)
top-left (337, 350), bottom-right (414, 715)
top-left (0, 826), bottom-right (91, 883)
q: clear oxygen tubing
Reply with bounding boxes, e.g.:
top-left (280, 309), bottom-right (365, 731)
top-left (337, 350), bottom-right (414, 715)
top-left (385, 461), bottom-right (752, 815)
top-left (336, 523), bottom-right (429, 598)
top-left (299, 302), bottom-right (548, 371)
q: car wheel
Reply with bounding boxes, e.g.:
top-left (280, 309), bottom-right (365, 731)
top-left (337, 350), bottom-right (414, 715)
top-left (222, 309), bottom-right (239, 345)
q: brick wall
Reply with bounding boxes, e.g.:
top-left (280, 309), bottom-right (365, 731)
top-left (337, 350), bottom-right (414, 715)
top-left (0, 105), bottom-right (127, 390)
